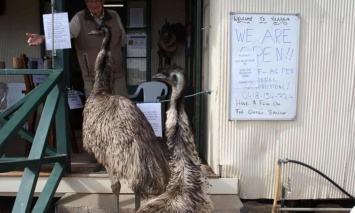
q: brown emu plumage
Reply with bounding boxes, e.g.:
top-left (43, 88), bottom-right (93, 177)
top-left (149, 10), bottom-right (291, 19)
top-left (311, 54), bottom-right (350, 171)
top-left (137, 66), bottom-right (213, 213)
top-left (82, 25), bottom-right (169, 198)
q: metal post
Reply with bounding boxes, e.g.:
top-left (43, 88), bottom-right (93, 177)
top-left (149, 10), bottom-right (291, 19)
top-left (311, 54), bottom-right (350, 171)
top-left (195, 0), bottom-right (202, 151)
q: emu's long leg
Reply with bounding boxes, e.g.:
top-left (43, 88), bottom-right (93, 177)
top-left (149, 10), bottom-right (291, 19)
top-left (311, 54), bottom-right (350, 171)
top-left (135, 192), bottom-right (141, 211)
top-left (107, 169), bottom-right (121, 212)
top-left (115, 181), bottom-right (121, 212)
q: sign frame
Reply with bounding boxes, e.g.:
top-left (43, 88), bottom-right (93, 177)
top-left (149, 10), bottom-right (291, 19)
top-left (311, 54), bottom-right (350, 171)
top-left (229, 12), bottom-right (301, 120)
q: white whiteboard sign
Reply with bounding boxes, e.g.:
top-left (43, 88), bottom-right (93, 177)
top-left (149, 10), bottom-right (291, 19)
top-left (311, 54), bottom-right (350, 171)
top-left (229, 13), bottom-right (300, 120)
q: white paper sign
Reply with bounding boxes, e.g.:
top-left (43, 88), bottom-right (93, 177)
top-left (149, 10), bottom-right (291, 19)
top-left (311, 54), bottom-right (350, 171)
top-left (28, 57), bottom-right (48, 84)
top-left (43, 12), bottom-right (71, 50)
top-left (32, 75), bottom-right (48, 84)
top-left (233, 51), bottom-right (258, 88)
top-left (129, 8), bottom-right (144, 27)
top-left (137, 103), bottom-right (162, 137)
top-left (127, 34), bottom-right (147, 57)
top-left (68, 90), bottom-right (83, 109)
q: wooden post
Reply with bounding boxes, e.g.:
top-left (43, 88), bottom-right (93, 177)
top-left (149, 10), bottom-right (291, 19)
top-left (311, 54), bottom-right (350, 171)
top-left (272, 161), bottom-right (282, 213)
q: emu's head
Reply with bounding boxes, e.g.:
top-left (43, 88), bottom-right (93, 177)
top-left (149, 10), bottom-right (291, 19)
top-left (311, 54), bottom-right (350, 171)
top-left (88, 25), bottom-right (111, 36)
top-left (153, 66), bottom-right (185, 93)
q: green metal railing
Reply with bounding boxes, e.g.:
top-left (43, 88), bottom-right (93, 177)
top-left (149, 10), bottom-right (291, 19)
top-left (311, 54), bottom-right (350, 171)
top-left (0, 48), bottom-right (70, 212)
top-left (0, 0), bottom-right (70, 211)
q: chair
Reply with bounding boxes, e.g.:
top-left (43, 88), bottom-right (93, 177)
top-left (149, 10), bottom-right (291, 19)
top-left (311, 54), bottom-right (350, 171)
top-left (129, 81), bottom-right (169, 138)
top-left (129, 81), bottom-right (169, 102)
top-left (0, 83), bottom-right (27, 113)
top-left (6, 83), bottom-right (26, 108)
top-left (2, 82), bottom-right (79, 154)
top-left (0, 83), bottom-right (27, 129)
top-left (4, 83), bottom-right (27, 130)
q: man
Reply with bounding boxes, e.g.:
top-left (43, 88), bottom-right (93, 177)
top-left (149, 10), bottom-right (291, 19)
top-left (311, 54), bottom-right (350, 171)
top-left (26, 0), bottom-right (128, 97)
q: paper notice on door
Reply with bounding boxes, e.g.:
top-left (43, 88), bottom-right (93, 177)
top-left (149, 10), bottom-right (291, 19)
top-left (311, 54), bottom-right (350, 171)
top-left (43, 12), bottom-right (71, 50)
top-left (136, 103), bottom-right (162, 137)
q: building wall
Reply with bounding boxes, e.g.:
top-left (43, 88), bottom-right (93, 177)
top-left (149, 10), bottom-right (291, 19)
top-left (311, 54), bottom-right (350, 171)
top-left (0, 0), bottom-right (41, 83)
top-left (0, 0), bottom-right (185, 82)
top-left (202, 0), bottom-right (220, 171)
top-left (203, 0), bottom-right (355, 199)
top-left (151, 0), bottom-right (185, 76)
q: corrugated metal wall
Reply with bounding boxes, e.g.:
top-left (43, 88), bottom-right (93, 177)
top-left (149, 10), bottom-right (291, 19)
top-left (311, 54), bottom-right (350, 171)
top-left (0, 0), bottom-right (41, 83)
top-left (201, 0), bottom-right (214, 163)
top-left (204, 0), bottom-right (355, 199)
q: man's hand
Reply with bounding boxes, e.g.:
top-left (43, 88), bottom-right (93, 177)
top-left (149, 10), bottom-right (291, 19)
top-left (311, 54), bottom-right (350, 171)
top-left (26, 33), bottom-right (45, 46)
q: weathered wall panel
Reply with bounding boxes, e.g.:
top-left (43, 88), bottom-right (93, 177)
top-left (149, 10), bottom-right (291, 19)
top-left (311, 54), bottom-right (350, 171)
top-left (204, 0), bottom-right (355, 199)
top-left (0, 0), bottom-right (41, 83)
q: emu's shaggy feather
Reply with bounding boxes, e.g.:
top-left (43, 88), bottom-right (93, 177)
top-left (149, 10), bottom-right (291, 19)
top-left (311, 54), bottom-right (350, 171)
top-left (137, 66), bottom-right (213, 213)
top-left (82, 25), bottom-right (169, 197)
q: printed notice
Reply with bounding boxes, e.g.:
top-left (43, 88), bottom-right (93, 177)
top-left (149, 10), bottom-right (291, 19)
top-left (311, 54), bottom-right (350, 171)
top-left (137, 103), bottom-right (163, 137)
top-left (127, 33), bottom-right (147, 57)
top-left (43, 12), bottom-right (71, 50)
top-left (233, 51), bottom-right (258, 88)
top-left (129, 8), bottom-right (144, 27)
top-left (28, 57), bottom-right (48, 84)
top-left (68, 90), bottom-right (83, 109)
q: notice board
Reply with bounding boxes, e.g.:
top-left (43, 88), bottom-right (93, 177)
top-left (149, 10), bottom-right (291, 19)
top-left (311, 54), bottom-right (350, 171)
top-left (229, 13), bottom-right (300, 120)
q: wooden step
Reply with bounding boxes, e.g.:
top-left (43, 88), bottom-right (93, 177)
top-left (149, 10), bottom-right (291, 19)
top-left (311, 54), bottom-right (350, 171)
top-left (56, 193), bottom-right (243, 213)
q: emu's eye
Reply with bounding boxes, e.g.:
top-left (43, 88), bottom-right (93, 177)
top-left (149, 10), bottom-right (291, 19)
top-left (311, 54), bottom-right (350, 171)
top-left (172, 74), bottom-right (178, 83)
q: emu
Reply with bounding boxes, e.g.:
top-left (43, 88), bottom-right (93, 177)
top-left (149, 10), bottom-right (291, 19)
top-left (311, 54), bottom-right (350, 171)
top-left (82, 25), bottom-right (169, 211)
top-left (137, 66), bottom-right (213, 213)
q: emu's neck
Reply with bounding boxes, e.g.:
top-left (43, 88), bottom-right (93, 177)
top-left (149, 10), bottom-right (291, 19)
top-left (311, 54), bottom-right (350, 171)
top-left (169, 87), bottom-right (184, 113)
top-left (169, 80), bottom-right (185, 111)
top-left (101, 30), bottom-right (111, 51)
top-left (165, 85), bottom-right (201, 189)
top-left (91, 30), bottom-right (113, 96)
top-left (166, 84), bottom-right (186, 155)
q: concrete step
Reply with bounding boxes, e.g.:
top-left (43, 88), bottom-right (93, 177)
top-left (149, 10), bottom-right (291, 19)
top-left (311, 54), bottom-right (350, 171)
top-left (56, 193), bottom-right (243, 213)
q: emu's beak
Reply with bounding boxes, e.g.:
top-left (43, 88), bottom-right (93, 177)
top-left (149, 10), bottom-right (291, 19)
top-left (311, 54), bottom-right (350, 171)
top-left (88, 30), bottom-right (100, 35)
top-left (152, 72), bottom-right (168, 80)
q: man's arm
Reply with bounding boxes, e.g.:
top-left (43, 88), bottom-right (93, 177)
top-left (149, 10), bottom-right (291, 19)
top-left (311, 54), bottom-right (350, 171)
top-left (69, 14), bottom-right (80, 39)
top-left (26, 33), bottom-right (45, 46)
top-left (116, 15), bottom-right (127, 47)
top-left (26, 14), bottom-right (79, 46)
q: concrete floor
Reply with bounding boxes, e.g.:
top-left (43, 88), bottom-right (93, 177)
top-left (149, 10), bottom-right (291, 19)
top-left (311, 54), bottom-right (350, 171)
top-left (56, 193), bottom-right (243, 213)
top-left (3, 128), bottom-right (354, 212)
